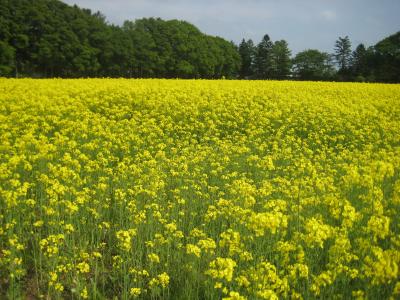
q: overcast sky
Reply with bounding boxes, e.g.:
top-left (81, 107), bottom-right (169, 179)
top-left (62, 0), bottom-right (400, 54)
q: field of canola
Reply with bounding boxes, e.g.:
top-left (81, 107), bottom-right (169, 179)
top-left (0, 79), bottom-right (400, 299)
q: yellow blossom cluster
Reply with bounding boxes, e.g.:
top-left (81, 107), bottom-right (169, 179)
top-left (0, 78), bottom-right (399, 299)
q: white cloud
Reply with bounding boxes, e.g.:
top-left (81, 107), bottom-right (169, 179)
top-left (320, 10), bottom-right (337, 21)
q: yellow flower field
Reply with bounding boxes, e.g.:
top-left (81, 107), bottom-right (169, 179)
top-left (0, 79), bottom-right (399, 299)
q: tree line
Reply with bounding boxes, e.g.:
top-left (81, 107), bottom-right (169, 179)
top-left (0, 0), bottom-right (239, 78)
top-left (0, 0), bottom-right (399, 82)
top-left (239, 33), bottom-right (400, 82)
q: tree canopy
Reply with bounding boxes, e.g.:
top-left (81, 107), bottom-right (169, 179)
top-left (292, 49), bottom-right (335, 81)
top-left (334, 36), bottom-right (352, 71)
top-left (0, 0), bottom-right (398, 82)
top-left (0, 0), bottom-right (240, 78)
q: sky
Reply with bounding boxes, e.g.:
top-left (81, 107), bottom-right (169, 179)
top-left (62, 0), bottom-right (400, 54)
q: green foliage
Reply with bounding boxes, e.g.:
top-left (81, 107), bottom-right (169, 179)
top-left (270, 40), bottom-right (292, 79)
top-left (254, 34), bottom-right (274, 79)
top-left (334, 36), bottom-right (352, 72)
top-left (239, 36), bottom-right (291, 80)
top-left (371, 31), bottom-right (400, 83)
top-left (292, 49), bottom-right (335, 81)
top-left (351, 44), bottom-right (368, 78)
top-left (0, 41), bottom-right (14, 76)
top-left (0, 0), bottom-right (398, 81)
top-left (0, 1), bottom-right (239, 78)
top-left (238, 39), bottom-right (256, 79)
top-left (342, 32), bottom-right (400, 83)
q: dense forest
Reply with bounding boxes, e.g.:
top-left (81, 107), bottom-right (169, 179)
top-left (0, 0), bottom-right (399, 82)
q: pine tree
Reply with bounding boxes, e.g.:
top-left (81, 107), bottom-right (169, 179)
top-left (334, 36), bottom-right (352, 71)
top-left (270, 40), bottom-right (292, 79)
top-left (254, 34), bottom-right (273, 79)
top-left (351, 43), bottom-right (367, 80)
top-left (238, 39), bottom-right (255, 78)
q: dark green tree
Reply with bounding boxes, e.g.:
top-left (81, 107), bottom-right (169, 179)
top-left (351, 43), bottom-right (368, 81)
top-left (0, 0), bottom-right (15, 75)
top-left (238, 39), bottom-right (255, 78)
top-left (292, 49), bottom-right (335, 80)
top-left (254, 34), bottom-right (273, 79)
top-left (214, 38), bottom-right (241, 78)
top-left (270, 40), bottom-right (292, 79)
top-left (0, 41), bottom-right (15, 76)
top-left (372, 31), bottom-right (400, 82)
top-left (3, 0), bottom-right (398, 81)
top-left (334, 36), bottom-right (352, 74)
top-left (0, 0), bottom-right (240, 78)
